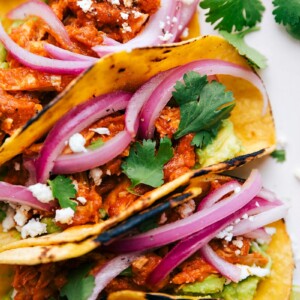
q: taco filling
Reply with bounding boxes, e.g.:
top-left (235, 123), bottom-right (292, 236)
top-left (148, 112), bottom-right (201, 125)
top-left (0, 54), bottom-right (272, 242)
top-left (6, 170), bottom-right (290, 300)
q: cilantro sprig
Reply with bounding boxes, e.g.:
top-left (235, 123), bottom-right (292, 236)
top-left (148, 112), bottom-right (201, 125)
top-left (199, 0), bottom-right (267, 68)
top-left (272, 0), bottom-right (300, 40)
top-left (122, 138), bottom-right (173, 188)
top-left (271, 149), bottom-right (286, 163)
top-left (60, 264), bottom-right (95, 300)
top-left (200, 0), bottom-right (265, 32)
top-left (173, 72), bottom-right (235, 147)
top-left (220, 28), bottom-right (267, 69)
top-left (48, 175), bottom-right (77, 211)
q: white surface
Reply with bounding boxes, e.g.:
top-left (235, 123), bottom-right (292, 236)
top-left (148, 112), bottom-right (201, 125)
top-left (199, 0), bottom-right (300, 284)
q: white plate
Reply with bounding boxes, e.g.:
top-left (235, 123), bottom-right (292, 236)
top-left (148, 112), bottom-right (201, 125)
top-left (199, 0), bottom-right (300, 285)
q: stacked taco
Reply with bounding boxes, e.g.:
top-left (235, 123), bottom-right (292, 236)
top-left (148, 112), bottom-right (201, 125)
top-left (0, 0), bottom-right (293, 299)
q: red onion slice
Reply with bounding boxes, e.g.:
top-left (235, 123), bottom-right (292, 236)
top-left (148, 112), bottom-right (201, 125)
top-left (125, 69), bottom-right (173, 137)
top-left (7, 0), bottom-right (71, 45)
top-left (87, 252), bottom-right (141, 300)
top-left (0, 21), bottom-right (92, 75)
top-left (35, 92), bottom-right (131, 183)
top-left (44, 43), bottom-right (98, 62)
top-left (200, 244), bottom-right (241, 282)
top-left (107, 170), bottom-right (262, 253)
top-left (146, 196), bottom-right (276, 286)
top-left (0, 182), bottom-right (52, 211)
top-left (92, 0), bottom-right (198, 56)
top-left (232, 205), bottom-right (288, 236)
top-left (53, 130), bottom-right (132, 174)
top-left (197, 180), bottom-right (241, 210)
top-left (177, 0), bottom-right (200, 37)
top-left (139, 60), bottom-right (269, 139)
top-left (243, 228), bottom-right (271, 243)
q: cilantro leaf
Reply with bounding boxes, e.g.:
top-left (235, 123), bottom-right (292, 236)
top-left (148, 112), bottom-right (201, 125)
top-left (173, 72), bottom-right (235, 140)
top-left (48, 176), bottom-right (77, 211)
top-left (271, 149), bottom-right (286, 163)
top-left (88, 138), bottom-right (104, 150)
top-left (272, 0), bottom-right (300, 26)
top-left (122, 138), bottom-right (173, 188)
top-left (192, 121), bottom-right (221, 148)
top-left (272, 0), bottom-right (300, 40)
top-left (200, 0), bottom-right (265, 32)
top-left (60, 264), bottom-right (95, 300)
top-left (220, 28), bottom-right (267, 69)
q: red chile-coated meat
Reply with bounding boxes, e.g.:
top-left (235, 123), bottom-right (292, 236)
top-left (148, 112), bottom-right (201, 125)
top-left (13, 264), bottom-right (67, 300)
top-left (0, 90), bottom-right (42, 135)
top-left (163, 134), bottom-right (196, 182)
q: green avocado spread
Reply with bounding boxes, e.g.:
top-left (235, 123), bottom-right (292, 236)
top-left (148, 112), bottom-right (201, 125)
top-left (196, 119), bottom-right (243, 167)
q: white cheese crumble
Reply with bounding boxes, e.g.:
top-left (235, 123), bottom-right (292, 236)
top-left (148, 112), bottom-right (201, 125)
top-left (132, 10), bottom-right (143, 19)
top-left (77, 196), bottom-right (87, 205)
top-left (237, 264), bottom-right (270, 280)
top-left (2, 207), bottom-right (15, 232)
top-left (28, 183), bottom-right (54, 203)
top-left (123, 0), bottom-right (133, 7)
top-left (72, 180), bottom-right (79, 191)
top-left (77, 0), bottom-right (93, 13)
top-left (122, 22), bottom-right (132, 32)
top-left (216, 225), bottom-right (234, 242)
top-left (109, 0), bottom-right (120, 5)
top-left (69, 133), bottom-right (87, 153)
top-left (14, 162), bottom-right (20, 171)
top-left (232, 239), bottom-right (244, 249)
top-left (14, 205), bottom-right (31, 227)
top-left (89, 168), bottom-right (103, 186)
top-left (181, 27), bottom-right (189, 38)
top-left (120, 12), bottom-right (129, 20)
top-left (159, 21), bottom-right (165, 29)
top-left (180, 0), bottom-right (195, 5)
top-left (158, 31), bottom-right (173, 42)
top-left (265, 227), bottom-right (277, 236)
top-left (21, 218), bottom-right (47, 238)
top-left (55, 208), bottom-right (75, 225)
top-left (90, 127), bottom-right (111, 135)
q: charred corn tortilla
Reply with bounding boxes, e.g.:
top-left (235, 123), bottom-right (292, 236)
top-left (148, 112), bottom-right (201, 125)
top-left (0, 219), bottom-right (293, 297)
top-left (0, 35), bottom-right (275, 251)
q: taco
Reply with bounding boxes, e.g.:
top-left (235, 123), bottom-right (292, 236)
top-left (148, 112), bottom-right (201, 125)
top-left (0, 171), bottom-right (293, 299)
top-left (0, 33), bottom-right (276, 254)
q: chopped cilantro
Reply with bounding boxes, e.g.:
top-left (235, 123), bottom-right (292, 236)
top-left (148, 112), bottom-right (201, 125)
top-left (88, 138), bottom-right (104, 150)
top-left (192, 122), bottom-right (221, 148)
top-left (271, 149), bottom-right (286, 163)
top-left (60, 264), bottom-right (95, 300)
top-left (173, 72), bottom-right (235, 147)
top-left (48, 176), bottom-right (77, 211)
top-left (220, 28), bottom-right (267, 69)
top-left (99, 208), bottom-right (109, 220)
top-left (119, 267), bottom-right (133, 277)
top-left (122, 138), bottom-right (173, 188)
top-left (200, 0), bottom-right (265, 32)
top-left (272, 0), bottom-right (300, 40)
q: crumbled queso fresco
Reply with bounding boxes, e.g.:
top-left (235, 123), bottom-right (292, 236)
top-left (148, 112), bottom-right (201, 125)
top-left (55, 208), bottom-right (75, 225)
top-left (28, 183), bottom-right (54, 203)
top-left (77, 0), bottom-right (93, 13)
top-left (21, 218), bottom-right (47, 239)
top-left (68, 133), bottom-right (87, 153)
